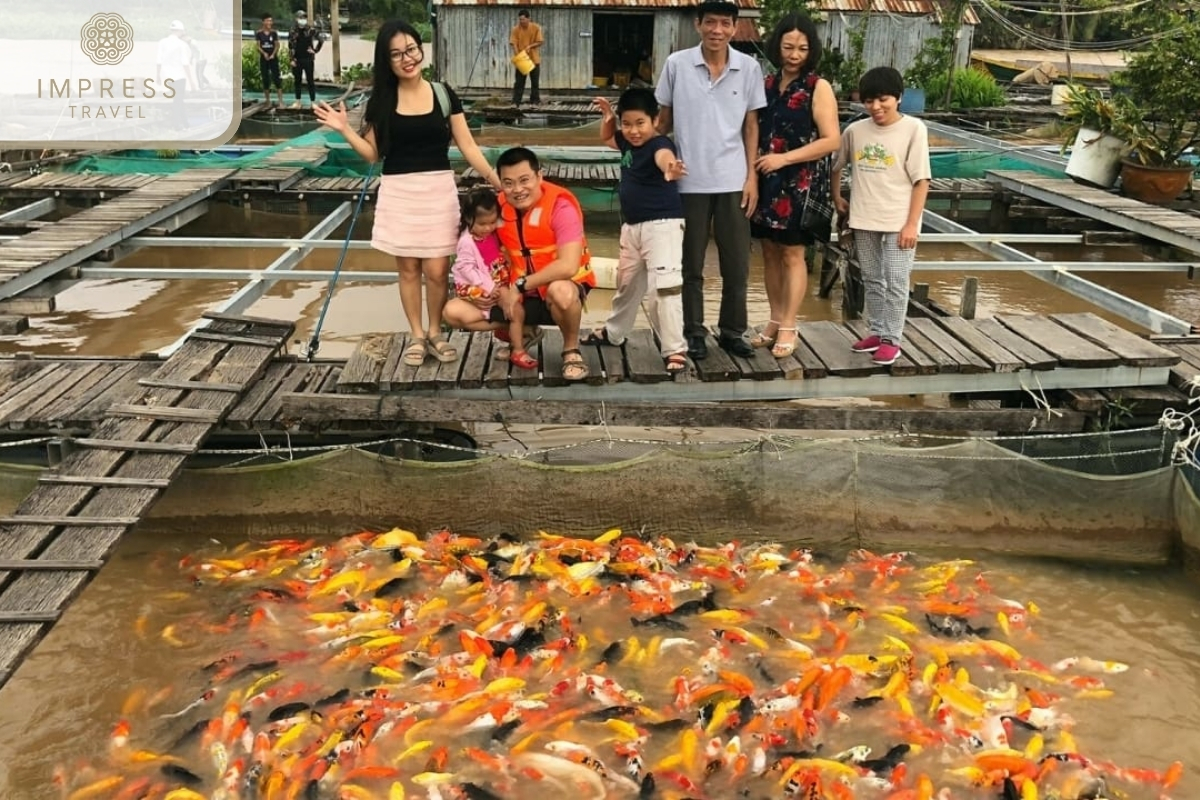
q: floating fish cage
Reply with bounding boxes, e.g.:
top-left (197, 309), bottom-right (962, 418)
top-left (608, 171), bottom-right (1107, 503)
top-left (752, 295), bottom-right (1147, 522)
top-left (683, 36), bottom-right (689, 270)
top-left (2, 424), bottom-right (1197, 566)
top-left (3, 422), bottom-right (1200, 798)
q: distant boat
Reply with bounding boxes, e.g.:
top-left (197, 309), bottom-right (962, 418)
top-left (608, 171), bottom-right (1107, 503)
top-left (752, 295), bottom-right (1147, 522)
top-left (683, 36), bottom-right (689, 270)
top-left (970, 49), bottom-right (1127, 83)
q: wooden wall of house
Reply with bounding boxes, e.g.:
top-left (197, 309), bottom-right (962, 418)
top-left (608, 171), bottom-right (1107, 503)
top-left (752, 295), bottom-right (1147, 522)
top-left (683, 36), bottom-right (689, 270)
top-left (818, 12), bottom-right (974, 85)
top-left (436, 7), bottom-right (594, 92)
top-left (435, 6), bottom-right (709, 91)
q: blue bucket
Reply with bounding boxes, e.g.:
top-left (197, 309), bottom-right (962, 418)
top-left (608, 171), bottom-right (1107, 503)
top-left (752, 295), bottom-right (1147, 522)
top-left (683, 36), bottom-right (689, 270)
top-left (900, 88), bottom-right (926, 114)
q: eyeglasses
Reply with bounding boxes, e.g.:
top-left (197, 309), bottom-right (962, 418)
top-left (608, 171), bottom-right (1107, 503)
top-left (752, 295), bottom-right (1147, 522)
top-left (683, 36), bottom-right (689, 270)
top-left (389, 45), bottom-right (423, 63)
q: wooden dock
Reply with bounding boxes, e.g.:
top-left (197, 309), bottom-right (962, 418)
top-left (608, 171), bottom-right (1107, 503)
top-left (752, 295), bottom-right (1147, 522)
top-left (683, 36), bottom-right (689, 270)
top-left (0, 312), bottom-right (293, 690)
top-left (0, 311), bottom-right (1180, 438)
top-left (0, 168), bottom-right (236, 300)
top-left (988, 170), bottom-right (1200, 255)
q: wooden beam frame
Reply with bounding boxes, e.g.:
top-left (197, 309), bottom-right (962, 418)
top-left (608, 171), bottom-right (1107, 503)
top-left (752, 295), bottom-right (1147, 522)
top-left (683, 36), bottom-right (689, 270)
top-left (281, 392), bottom-right (1090, 433)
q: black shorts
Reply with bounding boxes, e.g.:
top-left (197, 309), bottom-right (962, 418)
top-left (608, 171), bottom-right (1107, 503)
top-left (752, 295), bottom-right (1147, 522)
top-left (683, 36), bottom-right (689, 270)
top-left (494, 284), bottom-right (591, 327)
top-left (751, 221), bottom-right (816, 247)
top-left (260, 58), bottom-right (281, 89)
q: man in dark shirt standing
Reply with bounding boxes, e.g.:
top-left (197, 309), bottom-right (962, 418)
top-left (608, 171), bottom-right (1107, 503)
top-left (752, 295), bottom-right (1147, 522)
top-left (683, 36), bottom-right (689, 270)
top-left (256, 14), bottom-right (283, 108)
top-left (289, 10), bottom-right (323, 108)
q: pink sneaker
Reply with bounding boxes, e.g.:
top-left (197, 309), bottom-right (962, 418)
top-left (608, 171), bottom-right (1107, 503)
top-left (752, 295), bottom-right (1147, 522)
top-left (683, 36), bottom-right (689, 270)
top-left (851, 334), bottom-right (881, 353)
top-left (872, 342), bottom-right (901, 365)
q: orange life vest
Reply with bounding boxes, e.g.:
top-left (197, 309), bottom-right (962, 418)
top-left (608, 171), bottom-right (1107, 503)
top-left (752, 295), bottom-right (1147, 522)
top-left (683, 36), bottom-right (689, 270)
top-left (497, 180), bottom-right (594, 299)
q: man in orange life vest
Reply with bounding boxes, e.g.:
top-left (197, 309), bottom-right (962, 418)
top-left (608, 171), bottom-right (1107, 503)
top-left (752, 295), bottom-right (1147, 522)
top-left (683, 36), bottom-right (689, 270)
top-left (444, 146), bottom-right (596, 382)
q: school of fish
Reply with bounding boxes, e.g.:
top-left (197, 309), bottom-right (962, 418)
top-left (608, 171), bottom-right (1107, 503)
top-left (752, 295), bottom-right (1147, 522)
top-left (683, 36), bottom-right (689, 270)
top-left (54, 528), bottom-right (1186, 800)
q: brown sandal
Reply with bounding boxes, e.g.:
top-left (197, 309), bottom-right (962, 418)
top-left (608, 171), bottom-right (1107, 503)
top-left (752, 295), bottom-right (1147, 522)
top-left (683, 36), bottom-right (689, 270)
top-left (561, 349), bottom-right (589, 382)
top-left (402, 338), bottom-right (427, 367)
top-left (665, 353), bottom-right (688, 373)
top-left (426, 335), bottom-right (458, 363)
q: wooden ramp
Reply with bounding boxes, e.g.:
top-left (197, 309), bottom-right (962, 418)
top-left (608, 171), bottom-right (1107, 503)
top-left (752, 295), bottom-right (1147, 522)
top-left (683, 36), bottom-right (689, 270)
top-left (0, 312), bottom-right (293, 690)
top-left (988, 170), bottom-right (1200, 255)
top-left (0, 168), bottom-right (236, 300)
top-left (326, 312), bottom-right (1178, 402)
top-left (230, 144), bottom-right (330, 191)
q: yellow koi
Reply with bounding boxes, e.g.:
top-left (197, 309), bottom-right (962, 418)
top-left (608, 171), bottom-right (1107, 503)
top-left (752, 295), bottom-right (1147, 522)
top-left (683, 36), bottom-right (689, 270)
top-left (371, 666), bottom-right (406, 683)
top-left (485, 676), bottom-right (526, 694)
top-left (879, 612), bottom-right (919, 635)
top-left (594, 528), bottom-right (622, 544)
top-left (698, 609), bottom-right (753, 625)
top-left (314, 569), bottom-right (367, 597)
top-left (67, 777), bottom-right (125, 800)
top-left (389, 783), bottom-right (406, 800)
top-left (395, 740), bottom-right (434, 762)
top-left (996, 611), bottom-right (1011, 638)
top-left (372, 528), bottom-right (419, 549)
top-left (935, 683), bottom-right (985, 718)
top-left (405, 718), bottom-right (436, 746)
top-left (163, 791), bottom-right (207, 800)
top-left (363, 634), bottom-right (406, 651)
top-left (1023, 734), bottom-right (1044, 760)
top-left (416, 597), bottom-right (448, 620)
top-left (246, 670), bottom-right (281, 697)
top-left (680, 727), bottom-right (698, 772)
top-left (316, 731), bottom-right (344, 758)
top-left (273, 721), bottom-right (309, 753)
top-left (160, 625), bottom-right (186, 648)
top-left (705, 698), bottom-right (743, 737)
top-left (604, 718), bottom-right (641, 742)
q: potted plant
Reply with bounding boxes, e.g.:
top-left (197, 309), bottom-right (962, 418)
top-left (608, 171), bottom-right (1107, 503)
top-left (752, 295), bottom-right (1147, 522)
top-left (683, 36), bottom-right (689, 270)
top-left (1107, 14), bottom-right (1200, 203)
top-left (1058, 85), bottom-right (1129, 189)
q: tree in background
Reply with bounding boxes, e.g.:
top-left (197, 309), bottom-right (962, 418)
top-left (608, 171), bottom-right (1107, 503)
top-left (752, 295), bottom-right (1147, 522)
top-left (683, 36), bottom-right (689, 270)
top-left (755, 0), bottom-right (821, 43)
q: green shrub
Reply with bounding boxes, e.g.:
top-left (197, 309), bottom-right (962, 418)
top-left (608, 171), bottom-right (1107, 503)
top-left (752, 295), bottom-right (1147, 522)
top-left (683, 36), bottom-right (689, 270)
top-left (241, 41), bottom-right (294, 93)
top-left (924, 67), bottom-right (1006, 109)
top-left (341, 62), bottom-right (373, 84)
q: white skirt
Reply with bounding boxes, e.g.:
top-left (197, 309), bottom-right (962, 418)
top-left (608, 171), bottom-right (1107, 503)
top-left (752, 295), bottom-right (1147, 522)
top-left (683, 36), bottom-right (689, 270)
top-left (372, 170), bottom-right (459, 258)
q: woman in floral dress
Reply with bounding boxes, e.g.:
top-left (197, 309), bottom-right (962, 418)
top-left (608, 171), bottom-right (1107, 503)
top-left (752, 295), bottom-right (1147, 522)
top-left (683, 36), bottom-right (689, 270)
top-left (749, 13), bottom-right (841, 358)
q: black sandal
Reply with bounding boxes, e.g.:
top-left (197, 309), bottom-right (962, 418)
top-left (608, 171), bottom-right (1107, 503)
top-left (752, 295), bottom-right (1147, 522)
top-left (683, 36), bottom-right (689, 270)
top-left (581, 328), bottom-right (617, 346)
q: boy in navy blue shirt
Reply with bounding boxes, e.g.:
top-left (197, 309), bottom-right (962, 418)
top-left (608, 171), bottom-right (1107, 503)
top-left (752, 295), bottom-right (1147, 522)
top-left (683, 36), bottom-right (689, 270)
top-left (586, 88), bottom-right (688, 372)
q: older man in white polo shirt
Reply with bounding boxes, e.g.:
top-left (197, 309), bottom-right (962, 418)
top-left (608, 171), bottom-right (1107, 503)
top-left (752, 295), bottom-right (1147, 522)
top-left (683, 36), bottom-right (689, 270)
top-left (655, 0), bottom-right (766, 361)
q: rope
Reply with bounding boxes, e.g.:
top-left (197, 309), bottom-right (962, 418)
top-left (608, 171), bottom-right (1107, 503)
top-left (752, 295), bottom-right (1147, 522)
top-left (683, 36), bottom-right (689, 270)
top-left (304, 162), bottom-right (376, 361)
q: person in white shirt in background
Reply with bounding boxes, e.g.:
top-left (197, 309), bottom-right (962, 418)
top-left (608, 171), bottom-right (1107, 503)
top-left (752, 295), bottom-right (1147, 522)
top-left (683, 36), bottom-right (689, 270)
top-left (156, 20), bottom-right (196, 130)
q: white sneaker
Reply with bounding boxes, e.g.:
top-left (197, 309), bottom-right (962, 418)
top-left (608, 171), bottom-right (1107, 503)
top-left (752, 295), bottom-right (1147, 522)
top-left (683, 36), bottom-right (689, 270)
top-left (290, 101), bottom-right (301, 109)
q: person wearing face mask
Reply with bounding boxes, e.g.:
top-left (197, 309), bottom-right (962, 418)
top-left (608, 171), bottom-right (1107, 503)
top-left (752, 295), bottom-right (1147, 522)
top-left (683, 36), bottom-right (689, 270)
top-left (289, 10), bottom-right (323, 108)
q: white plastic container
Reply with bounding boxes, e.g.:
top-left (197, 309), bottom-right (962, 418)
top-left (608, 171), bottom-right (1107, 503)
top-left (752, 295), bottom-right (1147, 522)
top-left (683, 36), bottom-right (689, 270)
top-left (1064, 126), bottom-right (1126, 189)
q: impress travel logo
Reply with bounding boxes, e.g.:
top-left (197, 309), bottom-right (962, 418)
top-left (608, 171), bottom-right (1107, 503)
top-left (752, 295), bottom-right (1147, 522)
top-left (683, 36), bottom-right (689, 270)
top-left (1, 2), bottom-right (241, 147)
top-left (81, 13), bottom-right (135, 65)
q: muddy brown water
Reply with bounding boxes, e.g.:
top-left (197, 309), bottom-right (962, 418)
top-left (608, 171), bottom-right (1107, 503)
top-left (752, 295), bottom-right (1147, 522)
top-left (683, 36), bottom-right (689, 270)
top-left (0, 525), bottom-right (1197, 797)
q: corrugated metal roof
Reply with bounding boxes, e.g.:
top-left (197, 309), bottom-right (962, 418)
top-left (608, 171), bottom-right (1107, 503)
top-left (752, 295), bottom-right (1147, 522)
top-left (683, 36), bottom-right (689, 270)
top-left (816, 0), bottom-right (979, 23)
top-left (435, 0), bottom-right (977, 21)
top-left (438, 0), bottom-right (757, 6)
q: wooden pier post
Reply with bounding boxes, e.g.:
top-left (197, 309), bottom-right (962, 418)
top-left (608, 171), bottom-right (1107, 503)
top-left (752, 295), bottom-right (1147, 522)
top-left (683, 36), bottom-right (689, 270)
top-left (960, 277), bottom-right (978, 320)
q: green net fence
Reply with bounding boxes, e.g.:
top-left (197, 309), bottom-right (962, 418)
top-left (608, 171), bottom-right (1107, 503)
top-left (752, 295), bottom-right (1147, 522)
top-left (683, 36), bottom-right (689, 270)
top-left (2, 424), bottom-right (1192, 565)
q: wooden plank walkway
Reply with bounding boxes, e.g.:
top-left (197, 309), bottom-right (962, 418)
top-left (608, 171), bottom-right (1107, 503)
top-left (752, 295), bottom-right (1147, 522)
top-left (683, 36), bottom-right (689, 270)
top-left (0, 312), bottom-right (293, 690)
top-left (988, 170), bottom-right (1200, 255)
top-left (229, 145), bottom-right (330, 191)
top-left (329, 312), bottom-right (1178, 396)
top-left (0, 169), bottom-right (237, 300)
top-left (0, 313), bottom-right (1179, 431)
